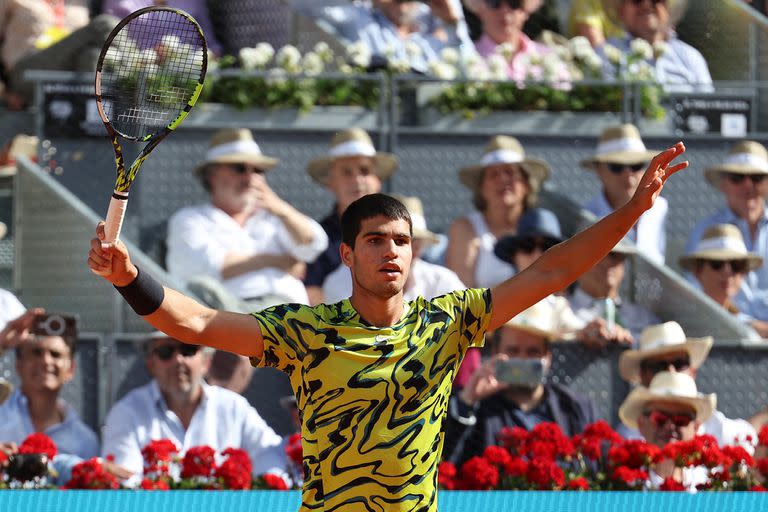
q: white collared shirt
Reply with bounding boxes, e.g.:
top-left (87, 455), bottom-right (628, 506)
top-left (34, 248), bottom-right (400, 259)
top-left (166, 203), bottom-right (328, 304)
top-left (0, 288), bottom-right (25, 331)
top-left (102, 380), bottom-right (286, 477)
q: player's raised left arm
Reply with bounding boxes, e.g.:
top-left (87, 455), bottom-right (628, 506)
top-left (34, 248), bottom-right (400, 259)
top-left (487, 142), bottom-right (688, 331)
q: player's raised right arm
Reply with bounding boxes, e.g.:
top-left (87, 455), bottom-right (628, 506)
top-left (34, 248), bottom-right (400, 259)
top-left (87, 222), bottom-right (265, 358)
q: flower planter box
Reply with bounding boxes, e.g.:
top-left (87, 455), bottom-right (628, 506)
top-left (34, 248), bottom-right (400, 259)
top-left (187, 103), bottom-right (381, 131)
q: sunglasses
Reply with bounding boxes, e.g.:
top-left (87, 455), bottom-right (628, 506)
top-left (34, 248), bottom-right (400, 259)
top-left (152, 343), bottom-right (201, 361)
top-left (606, 162), bottom-right (646, 174)
top-left (724, 172), bottom-right (767, 185)
top-left (484, 0), bottom-right (525, 10)
top-left (640, 357), bottom-right (690, 374)
top-left (644, 410), bottom-right (695, 428)
top-left (517, 237), bottom-right (558, 255)
top-left (231, 163), bottom-right (265, 175)
top-left (629, 0), bottom-right (666, 5)
top-left (705, 259), bottom-right (749, 273)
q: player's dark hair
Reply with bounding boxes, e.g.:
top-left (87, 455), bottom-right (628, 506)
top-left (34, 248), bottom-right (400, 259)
top-left (341, 193), bottom-right (412, 248)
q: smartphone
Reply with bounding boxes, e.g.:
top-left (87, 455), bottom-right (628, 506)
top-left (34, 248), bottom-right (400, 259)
top-left (494, 358), bottom-right (545, 388)
top-left (32, 313), bottom-right (78, 337)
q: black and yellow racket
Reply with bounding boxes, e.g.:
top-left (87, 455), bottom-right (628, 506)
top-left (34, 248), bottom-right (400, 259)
top-left (95, 6), bottom-right (207, 243)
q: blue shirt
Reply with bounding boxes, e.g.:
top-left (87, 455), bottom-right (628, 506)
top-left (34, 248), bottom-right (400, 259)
top-left (602, 32), bottom-right (713, 93)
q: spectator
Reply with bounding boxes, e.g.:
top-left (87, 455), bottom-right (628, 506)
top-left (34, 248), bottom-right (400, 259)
top-left (618, 321), bottom-right (756, 451)
top-left (101, 0), bottom-right (222, 56)
top-left (102, 332), bottom-right (286, 478)
top-left (205, 350), bottom-right (253, 395)
top-left (443, 300), bottom-right (600, 465)
top-left (687, 141), bottom-right (768, 312)
top-left (318, 0), bottom-right (474, 73)
top-left (601, 0), bottom-right (713, 92)
top-left (322, 194), bottom-right (464, 303)
top-left (0, 134), bottom-right (37, 177)
top-left (0, 1), bottom-right (117, 109)
top-left (166, 128), bottom-right (328, 311)
top-left (446, 135), bottom-right (550, 288)
top-left (680, 224), bottom-right (768, 336)
top-left (304, 128), bottom-right (397, 305)
top-left (568, 233), bottom-right (659, 345)
top-left (581, 124), bottom-right (667, 264)
top-left (0, 313), bottom-right (102, 483)
top-left (567, 0), bottom-right (623, 47)
top-left (618, 371), bottom-right (714, 490)
top-left (493, 208), bottom-right (586, 339)
top-left (464, 0), bottom-right (570, 83)
top-left (0, 222), bottom-right (25, 331)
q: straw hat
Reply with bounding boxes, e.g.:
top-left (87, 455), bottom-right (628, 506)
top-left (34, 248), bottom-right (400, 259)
top-left (618, 321), bottom-right (713, 384)
top-left (458, 135), bottom-right (550, 191)
top-left (390, 194), bottom-right (440, 244)
top-left (494, 208), bottom-right (563, 263)
top-left (194, 129), bottom-right (279, 176)
top-left (619, 371), bottom-right (715, 431)
top-left (580, 124), bottom-right (658, 170)
top-left (703, 141), bottom-right (768, 188)
top-left (0, 134), bottom-right (38, 176)
top-left (679, 224), bottom-right (763, 272)
top-left (306, 128), bottom-right (398, 184)
top-left (602, 0), bottom-right (689, 30)
top-left (0, 221), bottom-right (6, 241)
top-left (503, 300), bottom-right (559, 341)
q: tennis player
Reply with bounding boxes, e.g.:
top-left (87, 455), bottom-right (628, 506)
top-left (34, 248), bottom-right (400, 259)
top-left (86, 142), bottom-right (687, 511)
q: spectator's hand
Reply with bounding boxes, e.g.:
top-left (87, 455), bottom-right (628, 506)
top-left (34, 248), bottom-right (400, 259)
top-left (285, 260), bottom-right (306, 280)
top-left (0, 442), bottom-right (18, 467)
top-left (250, 175), bottom-right (290, 218)
top-left (577, 318), bottom-right (634, 348)
top-left (429, 0), bottom-right (460, 25)
top-left (458, 354), bottom-right (509, 406)
top-left (608, 325), bottom-right (634, 346)
top-left (88, 221), bottom-right (138, 286)
top-left (102, 459), bottom-right (133, 480)
top-left (0, 308), bottom-right (44, 351)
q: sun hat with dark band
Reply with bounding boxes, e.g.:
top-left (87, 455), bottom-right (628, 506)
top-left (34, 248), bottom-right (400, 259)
top-left (580, 124), bottom-right (657, 170)
top-left (679, 224), bottom-right (763, 272)
top-left (307, 128), bottom-right (398, 184)
top-left (194, 128), bottom-right (279, 176)
top-left (458, 135), bottom-right (550, 191)
top-left (703, 141), bottom-right (768, 188)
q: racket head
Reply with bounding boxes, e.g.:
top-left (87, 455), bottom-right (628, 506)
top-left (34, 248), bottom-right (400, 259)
top-left (95, 6), bottom-right (208, 142)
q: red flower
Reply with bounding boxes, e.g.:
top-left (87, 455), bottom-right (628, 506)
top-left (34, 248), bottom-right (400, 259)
top-left (756, 457), bottom-right (768, 475)
top-left (498, 426), bottom-right (528, 455)
top-left (566, 476), bottom-right (590, 490)
top-left (18, 433), bottom-right (57, 459)
top-left (140, 478), bottom-right (170, 490)
top-left (610, 465), bottom-right (648, 488)
top-left (582, 420), bottom-right (623, 443)
top-left (141, 439), bottom-right (179, 474)
top-left (285, 433), bottom-right (303, 467)
top-left (181, 445), bottom-right (217, 479)
top-left (0, 451), bottom-right (9, 465)
top-left (526, 423), bottom-right (574, 459)
top-left (758, 425), bottom-right (768, 447)
top-left (438, 461), bottom-right (458, 490)
top-left (525, 458), bottom-right (565, 490)
top-left (482, 445), bottom-right (512, 467)
top-left (460, 456), bottom-right (499, 490)
top-left (573, 435), bottom-right (603, 461)
top-left (721, 445), bottom-right (755, 468)
top-left (659, 477), bottom-right (686, 491)
top-left (262, 473), bottom-right (289, 490)
top-left (221, 447), bottom-right (252, 476)
top-left (750, 485), bottom-right (768, 492)
top-left (216, 449), bottom-right (253, 490)
top-left (608, 439), bottom-right (660, 469)
top-left (503, 457), bottom-right (528, 479)
top-left (63, 458), bottom-right (120, 490)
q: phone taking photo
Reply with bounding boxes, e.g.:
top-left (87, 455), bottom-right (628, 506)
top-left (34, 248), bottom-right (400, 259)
top-left (494, 358), bottom-right (545, 388)
top-left (31, 314), bottom-right (78, 337)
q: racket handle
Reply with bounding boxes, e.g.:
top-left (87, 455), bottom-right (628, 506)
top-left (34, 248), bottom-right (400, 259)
top-left (104, 192), bottom-right (129, 243)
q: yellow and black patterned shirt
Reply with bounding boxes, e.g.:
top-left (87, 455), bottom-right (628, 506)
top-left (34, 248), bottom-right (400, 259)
top-left (251, 288), bottom-right (492, 511)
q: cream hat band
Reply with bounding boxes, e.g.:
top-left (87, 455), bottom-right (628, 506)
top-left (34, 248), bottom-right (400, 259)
top-left (411, 212), bottom-right (429, 232)
top-left (480, 149), bottom-right (524, 167)
top-left (327, 140), bottom-right (377, 158)
top-left (695, 236), bottom-right (748, 254)
top-left (722, 152), bottom-right (768, 172)
top-left (595, 137), bottom-right (647, 157)
top-left (206, 140), bottom-right (264, 161)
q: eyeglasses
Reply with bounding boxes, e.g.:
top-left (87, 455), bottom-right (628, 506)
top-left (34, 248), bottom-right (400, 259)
top-left (629, 0), bottom-right (667, 6)
top-left (484, 0), bottom-right (525, 10)
top-left (705, 259), bottom-right (749, 274)
top-left (231, 164), bottom-right (265, 175)
top-left (640, 357), bottom-right (691, 374)
top-left (606, 162), bottom-right (646, 174)
top-left (724, 173), bottom-right (767, 185)
top-left (644, 410), bottom-right (695, 428)
top-left (152, 343), bottom-right (201, 361)
top-left (517, 237), bottom-right (557, 254)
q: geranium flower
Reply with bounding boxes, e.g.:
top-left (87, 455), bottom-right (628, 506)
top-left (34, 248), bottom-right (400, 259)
top-left (460, 456), bottom-right (499, 490)
top-left (18, 433), bottom-right (57, 459)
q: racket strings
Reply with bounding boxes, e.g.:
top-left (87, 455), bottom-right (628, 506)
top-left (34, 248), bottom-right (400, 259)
top-left (100, 9), bottom-right (205, 139)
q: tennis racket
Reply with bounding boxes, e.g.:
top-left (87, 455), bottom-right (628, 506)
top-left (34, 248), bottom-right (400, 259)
top-left (95, 6), bottom-right (207, 243)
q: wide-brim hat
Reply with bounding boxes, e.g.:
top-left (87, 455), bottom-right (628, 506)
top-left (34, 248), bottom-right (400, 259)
top-left (0, 134), bottom-right (38, 176)
top-left (390, 194), bottom-right (440, 244)
top-left (503, 300), bottom-right (559, 341)
top-left (703, 141), bottom-right (768, 187)
top-left (619, 321), bottom-right (713, 383)
top-left (459, 135), bottom-right (550, 191)
top-left (602, 0), bottom-right (689, 30)
top-left (581, 124), bottom-right (658, 170)
top-left (306, 128), bottom-right (398, 184)
top-left (194, 128), bottom-right (279, 176)
top-left (619, 371), bottom-right (715, 431)
top-left (679, 223), bottom-right (763, 272)
top-left (494, 208), bottom-right (563, 263)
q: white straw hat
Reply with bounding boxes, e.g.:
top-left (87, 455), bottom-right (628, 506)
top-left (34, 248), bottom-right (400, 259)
top-left (703, 141), bottom-right (768, 188)
top-left (679, 224), bottom-right (763, 272)
top-left (580, 124), bottom-right (657, 170)
top-left (458, 135), bottom-right (550, 191)
top-left (503, 300), bottom-right (560, 341)
top-left (194, 128), bottom-right (279, 176)
top-left (306, 128), bottom-right (398, 184)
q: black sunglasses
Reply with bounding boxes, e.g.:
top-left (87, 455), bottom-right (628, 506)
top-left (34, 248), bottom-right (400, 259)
top-left (724, 172), bottom-right (766, 185)
top-left (231, 163), bottom-right (265, 175)
top-left (644, 410), bottom-right (694, 428)
top-left (629, 0), bottom-right (667, 5)
top-left (152, 343), bottom-right (201, 361)
top-left (484, 0), bottom-right (525, 10)
top-left (640, 357), bottom-right (691, 374)
top-left (517, 237), bottom-right (558, 255)
top-left (705, 259), bottom-right (749, 273)
top-left (606, 162), bottom-right (646, 174)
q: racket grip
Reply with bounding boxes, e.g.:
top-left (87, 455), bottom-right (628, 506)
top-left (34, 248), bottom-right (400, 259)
top-left (104, 192), bottom-right (129, 243)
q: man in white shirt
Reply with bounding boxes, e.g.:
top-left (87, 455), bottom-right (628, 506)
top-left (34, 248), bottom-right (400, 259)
top-left (166, 128), bottom-right (328, 311)
top-left (102, 332), bottom-right (286, 478)
top-left (322, 194), bottom-right (464, 303)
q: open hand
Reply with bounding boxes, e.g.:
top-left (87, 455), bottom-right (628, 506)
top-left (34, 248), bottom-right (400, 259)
top-left (631, 142), bottom-right (688, 212)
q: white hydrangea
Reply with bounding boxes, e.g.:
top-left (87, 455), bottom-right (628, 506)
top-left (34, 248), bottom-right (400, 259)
top-left (382, 42), bottom-right (396, 59)
top-left (238, 47), bottom-right (260, 70)
top-left (428, 60), bottom-right (457, 80)
top-left (584, 52), bottom-right (603, 71)
top-left (554, 44), bottom-right (573, 62)
top-left (160, 35), bottom-right (181, 50)
top-left (405, 41), bottom-right (422, 59)
top-left (347, 41), bottom-right (371, 68)
top-left (629, 38), bottom-right (653, 60)
top-left (461, 52), bottom-right (484, 73)
top-left (301, 51), bottom-right (324, 76)
top-left (104, 47), bottom-right (121, 68)
top-left (469, 63), bottom-right (491, 81)
top-left (568, 36), bottom-right (593, 60)
top-left (138, 49), bottom-right (158, 67)
top-left (266, 67), bottom-right (288, 86)
top-left (496, 42), bottom-right (515, 59)
top-left (388, 57), bottom-right (411, 74)
top-left (602, 44), bottom-right (623, 66)
top-left (313, 41), bottom-right (334, 64)
top-left (652, 41), bottom-right (668, 60)
top-left (485, 54), bottom-right (507, 80)
top-left (276, 45), bottom-right (302, 73)
top-left (542, 53), bottom-right (563, 80)
top-left (439, 47), bottom-right (460, 66)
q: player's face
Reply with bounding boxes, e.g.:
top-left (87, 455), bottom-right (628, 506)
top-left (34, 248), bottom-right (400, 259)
top-left (146, 338), bottom-right (211, 399)
top-left (16, 336), bottom-right (74, 394)
top-left (343, 215), bottom-right (413, 299)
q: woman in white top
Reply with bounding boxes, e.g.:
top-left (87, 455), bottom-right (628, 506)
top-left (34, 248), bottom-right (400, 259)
top-left (445, 135), bottom-right (551, 289)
